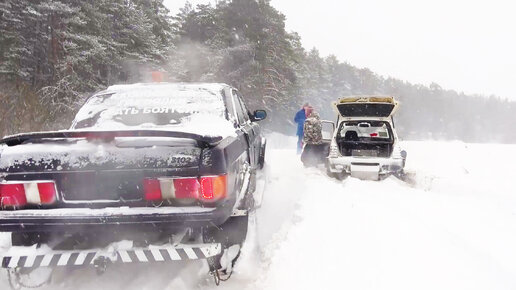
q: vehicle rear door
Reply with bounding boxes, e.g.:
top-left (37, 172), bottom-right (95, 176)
top-left (332, 96), bottom-right (399, 118)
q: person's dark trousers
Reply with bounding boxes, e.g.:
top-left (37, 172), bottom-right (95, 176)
top-left (297, 135), bottom-right (303, 154)
top-left (294, 108), bottom-right (306, 154)
top-left (301, 144), bottom-right (327, 167)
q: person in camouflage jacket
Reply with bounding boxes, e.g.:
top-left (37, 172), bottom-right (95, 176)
top-left (303, 112), bottom-right (323, 145)
top-left (301, 111), bottom-right (326, 167)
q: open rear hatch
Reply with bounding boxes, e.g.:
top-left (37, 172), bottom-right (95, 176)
top-left (332, 97), bottom-right (399, 160)
top-left (332, 96), bottom-right (399, 118)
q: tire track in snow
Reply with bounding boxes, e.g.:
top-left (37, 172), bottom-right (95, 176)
top-left (2, 139), bottom-right (516, 290)
top-left (251, 144), bottom-right (516, 290)
top-left (0, 147), bottom-right (313, 290)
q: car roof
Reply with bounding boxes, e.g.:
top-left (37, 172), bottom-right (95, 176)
top-left (96, 82), bottom-right (231, 96)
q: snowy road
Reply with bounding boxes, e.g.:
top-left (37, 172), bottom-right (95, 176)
top-left (2, 135), bottom-right (516, 289)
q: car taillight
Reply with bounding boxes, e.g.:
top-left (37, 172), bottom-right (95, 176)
top-left (0, 181), bottom-right (57, 208)
top-left (173, 178), bottom-right (200, 199)
top-left (36, 182), bottom-right (57, 204)
top-left (0, 184), bottom-right (27, 207)
top-left (142, 179), bottom-right (162, 201)
top-left (143, 176), bottom-right (226, 204)
top-left (199, 176), bottom-right (227, 202)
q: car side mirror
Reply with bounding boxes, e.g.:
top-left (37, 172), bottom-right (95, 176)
top-left (253, 110), bottom-right (267, 121)
top-left (400, 150), bottom-right (407, 159)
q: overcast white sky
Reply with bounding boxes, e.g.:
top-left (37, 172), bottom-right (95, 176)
top-left (165, 0), bottom-right (516, 100)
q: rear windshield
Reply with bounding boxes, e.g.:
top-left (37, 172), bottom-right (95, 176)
top-left (72, 87), bottom-right (226, 130)
top-left (336, 103), bottom-right (394, 117)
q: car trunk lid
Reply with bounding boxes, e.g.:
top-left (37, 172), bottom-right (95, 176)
top-left (332, 96), bottom-right (399, 118)
top-left (0, 130), bottom-right (220, 205)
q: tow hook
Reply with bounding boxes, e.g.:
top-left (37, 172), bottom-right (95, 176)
top-left (93, 256), bottom-right (110, 275)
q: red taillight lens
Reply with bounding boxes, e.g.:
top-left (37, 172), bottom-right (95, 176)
top-left (0, 184), bottom-right (27, 207)
top-left (143, 175), bottom-right (227, 203)
top-left (143, 178), bottom-right (162, 201)
top-left (37, 182), bottom-right (57, 204)
top-left (0, 181), bottom-right (57, 208)
top-left (200, 176), bottom-right (227, 202)
top-left (173, 178), bottom-right (199, 199)
top-left (143, 178), bottom-right (200, 201)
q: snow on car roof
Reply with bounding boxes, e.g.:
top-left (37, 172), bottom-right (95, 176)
top-left (103, 82), bottom-right (230, 94)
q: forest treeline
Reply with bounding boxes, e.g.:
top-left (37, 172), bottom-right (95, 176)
top-left (1, 0), bottom-right (514, 142)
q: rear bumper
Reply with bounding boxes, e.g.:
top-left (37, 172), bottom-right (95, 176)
top-left (0, 205), bottom-right (232, 233)
top-left (327, 156), bottom-right (404, 174)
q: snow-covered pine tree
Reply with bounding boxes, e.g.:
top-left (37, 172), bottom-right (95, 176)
top-left (0, 0), bottom-right (174, 135)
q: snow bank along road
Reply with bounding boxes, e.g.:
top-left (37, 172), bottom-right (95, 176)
top-left (1, 135), bottom-right (516, 290)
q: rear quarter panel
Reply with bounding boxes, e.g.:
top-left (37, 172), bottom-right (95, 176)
top-left (200, 133), bottom-right (250, 210)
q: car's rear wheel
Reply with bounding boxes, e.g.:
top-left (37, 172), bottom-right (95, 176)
top-left (11, 232), bottom-right (51, 247)
top-left (326, 169), bottom-right (347, 180)
top-left (325, 162), bottom-right (347, 180)
top-left (203, 214), bottom-right (249, 271)
top-left (203, 215), bottom-right (248, 249)
top-left (258, 141), bottom-right (266, 170)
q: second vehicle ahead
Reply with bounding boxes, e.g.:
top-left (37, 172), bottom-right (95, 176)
top-left (325, 96), bottom-right (407, 180)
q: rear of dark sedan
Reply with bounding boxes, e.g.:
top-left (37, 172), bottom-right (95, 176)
top-left (0, 131), bottom-right (234, 236)
top-left (0, 83), bottom-right (245, 249)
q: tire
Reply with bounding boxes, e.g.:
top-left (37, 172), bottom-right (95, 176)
top-left (326, 168), bottom-right (347, 180)
top-left (11, 232), bottom-right (46, 247)
top-left (203, 215), bottom-right (249, 271)
top-left (203, 215), bottom-right (249, 249)
top-left (258, 141), bottom-right (266, 170)
top-left (325, 161), bottom-right (346, 180)
top-left (394, 170), bottom-right (405, 179)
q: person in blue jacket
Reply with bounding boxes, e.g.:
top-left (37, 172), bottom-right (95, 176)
top-left (294, 103), bottom-right (310, 154)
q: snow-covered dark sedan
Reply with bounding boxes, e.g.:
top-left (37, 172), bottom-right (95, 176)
top-left (0, 83), bottom-right (267, 281)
